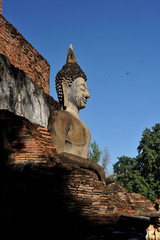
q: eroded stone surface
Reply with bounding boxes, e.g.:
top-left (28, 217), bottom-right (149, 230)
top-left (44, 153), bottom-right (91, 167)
top-left (0, 54), bottom-right (50, 127)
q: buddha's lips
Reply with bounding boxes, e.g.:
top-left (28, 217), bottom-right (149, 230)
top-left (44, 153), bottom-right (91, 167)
top-left (83, 99), bottom-right (87, 104)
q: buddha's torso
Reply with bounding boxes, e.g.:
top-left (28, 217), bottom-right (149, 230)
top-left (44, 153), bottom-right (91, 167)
top-left (48, 110), bottom-right (91, 159)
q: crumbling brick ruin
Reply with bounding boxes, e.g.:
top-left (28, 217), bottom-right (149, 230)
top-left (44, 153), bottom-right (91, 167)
top-left (0, 5), bottom-right (160, 240)
top-left (0, 15), bottom-right (50, 94)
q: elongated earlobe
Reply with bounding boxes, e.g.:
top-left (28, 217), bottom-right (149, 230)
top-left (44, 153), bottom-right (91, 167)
top-left (62, 82), bottom-right (69, 109)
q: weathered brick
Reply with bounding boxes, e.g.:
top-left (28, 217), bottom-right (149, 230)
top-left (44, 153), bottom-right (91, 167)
top-left (0, 109), bottom-right (157, 231)
top-left (0, 15), bottom-right (50, 94)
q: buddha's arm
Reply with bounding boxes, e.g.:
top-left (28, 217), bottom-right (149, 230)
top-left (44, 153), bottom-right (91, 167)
top-left (48, 111), bottom-right (70, 153)
top-left (58, 152), bottom-right (106, 184)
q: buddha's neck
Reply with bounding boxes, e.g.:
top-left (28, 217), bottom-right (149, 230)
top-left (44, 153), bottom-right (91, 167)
top-left (66, 102), bottom-right (80, 119)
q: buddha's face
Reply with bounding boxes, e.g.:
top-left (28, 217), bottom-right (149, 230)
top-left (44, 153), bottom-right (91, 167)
top-left (68, 77), bottom-right (90, 110)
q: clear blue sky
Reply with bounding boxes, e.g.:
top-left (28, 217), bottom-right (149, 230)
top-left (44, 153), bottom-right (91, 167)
top-left (3, 0), bottom-right (160, 174)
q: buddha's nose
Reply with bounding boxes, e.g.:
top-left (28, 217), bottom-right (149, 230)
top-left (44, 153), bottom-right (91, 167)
top-left (86, 89), bottom-right (90, 99)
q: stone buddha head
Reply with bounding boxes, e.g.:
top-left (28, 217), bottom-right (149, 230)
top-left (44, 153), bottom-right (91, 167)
top-left (55, 45), bottom-right (90, 115)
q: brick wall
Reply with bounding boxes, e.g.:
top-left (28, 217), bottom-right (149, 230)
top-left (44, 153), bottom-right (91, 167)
top-left (0, 110), bottom-right (57, 165)
top-left (0, 110), bottom-right (157, 223)
top-left (0, 109), bottom-right (159, 239)
top-left (59, 166), bottom-right (156, 224)
top-left (0, 15), bottom-right (50, 94)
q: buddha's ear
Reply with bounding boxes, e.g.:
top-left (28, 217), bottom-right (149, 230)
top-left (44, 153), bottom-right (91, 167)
top-left (62, 81), bottom-right (69, 109)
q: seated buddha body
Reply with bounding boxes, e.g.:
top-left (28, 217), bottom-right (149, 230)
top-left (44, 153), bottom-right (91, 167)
top-left (48, 76), bottom-right (91, 158)
top-left (48, 45), bottom-right (105, 183)
top-left (48, 45), bottom-right (91, 158)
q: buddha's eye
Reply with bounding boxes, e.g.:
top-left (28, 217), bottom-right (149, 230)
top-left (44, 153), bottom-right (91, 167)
top-left (80, 87), bottom-right (85, 92)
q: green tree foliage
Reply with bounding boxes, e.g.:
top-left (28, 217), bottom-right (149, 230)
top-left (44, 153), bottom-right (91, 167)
top-left (113, 124), bottom-right (160, 203)
top-left (89, 140), bottom-right (101, 163)
top-left (113, 156), bottom-right (150, 199)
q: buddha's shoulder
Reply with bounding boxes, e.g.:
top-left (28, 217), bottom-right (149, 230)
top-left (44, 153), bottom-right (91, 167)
top-left (49, 110), bottom-right (75, 122)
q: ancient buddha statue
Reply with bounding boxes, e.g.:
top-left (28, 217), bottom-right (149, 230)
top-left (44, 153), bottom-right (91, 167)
top-left (48, 45), bottom-right (105, 183)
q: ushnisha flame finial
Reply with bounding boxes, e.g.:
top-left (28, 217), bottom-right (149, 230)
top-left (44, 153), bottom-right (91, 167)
top-left (66, 44), bottom-right (77, 64)
top-left (55, 44), bottom-right (87, 104)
